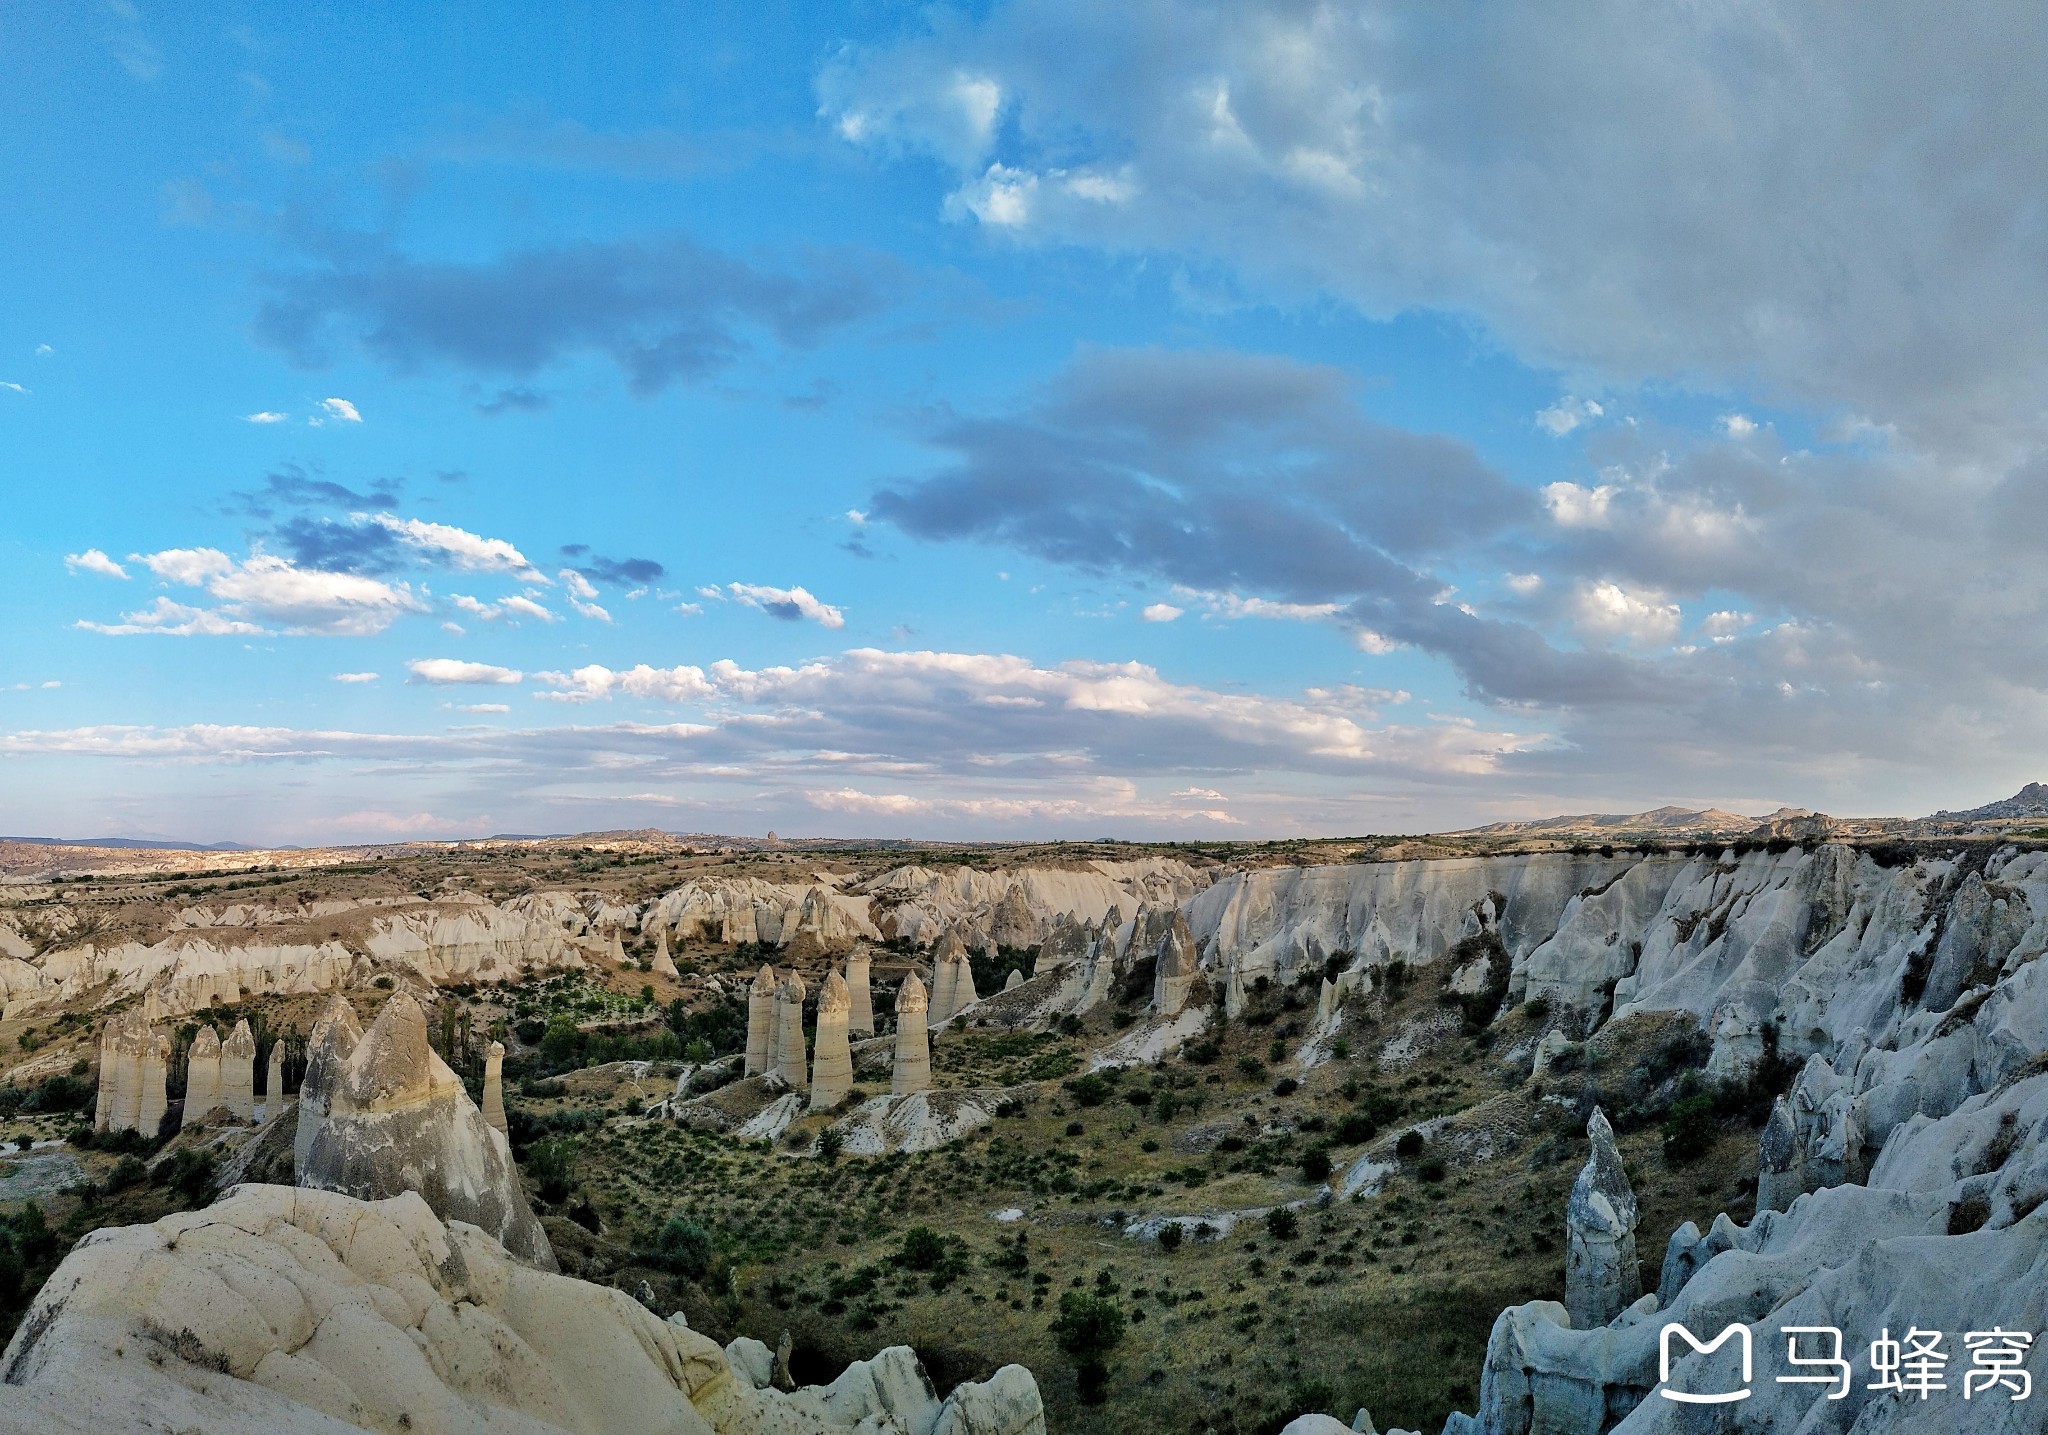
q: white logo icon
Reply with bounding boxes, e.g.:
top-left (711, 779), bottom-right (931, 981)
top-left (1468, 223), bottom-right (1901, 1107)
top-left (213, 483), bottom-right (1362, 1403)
top-left (1659, 1323), bottom-right (1753, 1404)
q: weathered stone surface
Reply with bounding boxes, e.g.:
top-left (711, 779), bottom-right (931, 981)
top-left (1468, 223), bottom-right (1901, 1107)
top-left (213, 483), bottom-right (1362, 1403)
top-left (745, 963), bottom-right (776, 1076)
top-left (181, 1024), bottom-right (222, 1127)
top-left (222, 1017), bottom-right (257, 1121)
top-left (774, 971), bottom-right (808, 1087)
top-left (294, 991), bottom-right (555, 1270)
top-left (1002, 967), bottom-right (1024, 992)
top-left (1152, 910), bottom-right (1198, 1016)
top-left (810, 971), bottom-right (853, 1111)
top-left (1564, 1107), bottom-right (1639, 1329)
top-left (652, 926), bottom-right (680, 980)
top-left (265, 1038), bottom-right (287, 1116)
top-left (1756, 1095), bottom-right (1800, 1212)
top-left (482, 1039), bottom-right (507, 1134)
top-left (844, 949), bottom-right (874, 1036)
top-left (0, 1183), bottom-right (1046, 1435)
top-left (137, 1031), bottom-right (169, 1137)
top-left (929, 931), bottom-right (967, 1026)
top-left (893, 973), bottom-right (932, 1096)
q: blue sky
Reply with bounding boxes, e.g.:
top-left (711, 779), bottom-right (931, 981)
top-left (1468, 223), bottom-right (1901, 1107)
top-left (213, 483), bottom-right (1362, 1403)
top-left (4, 3), bottom-right (2047, 844)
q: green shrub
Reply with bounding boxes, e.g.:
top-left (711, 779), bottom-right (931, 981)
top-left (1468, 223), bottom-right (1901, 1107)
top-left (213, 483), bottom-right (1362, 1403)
top-left (1336, 1111), bottom-right (1379, 1145)
top-left (527, 1139), bottom-right (576, 1203)
top-left (1265, 1207), bottom-right (1299, 1241)
top-left (896, 1225), bottom-right (946, 1271)
top-left (654, 1217), bottom-right (714, 1278)
top-left (1661, 1093), bottom-right (1719, 1163)
top-left (1157, 1224), bottom-right (1183, 1253)
top-left (1300, 1148), bottom-right (1333, 1183)
top-left (1065, 1073), bottom-right (1111, 1107)
top-left (1395, 1130), bottom-right (1425, 1159)
top-left (1049, 1289), bottom-right (1126, 1405)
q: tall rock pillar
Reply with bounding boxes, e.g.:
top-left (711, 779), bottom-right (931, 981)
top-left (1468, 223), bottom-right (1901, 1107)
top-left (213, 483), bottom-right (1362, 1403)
top-left (773, 971), bottom-right (809, 1087)
top-left (482, 1039), bottom-right (508, 1134)
top-left (810, 971), bottom-right (854, 1110)
top-left (892, 973), bottom-right (931, 1097)
top-left (1565, 1107), bottom-right (1641, 1328)
top-left (651, 927), bottom-right (680, 980)
top-left (745, 964), bottom-right (777, 1076)
top-left (265, 1038), bottom-right (287, 1117)
top-left (845, 949), bottom-right (874, 1036)
top-left (221, 1019), bottom-right (257, 1121)
top-left (1153, 911), bottom-right (1198, 1016)
top-left (1757, 1096), bottom-right (1801, 1213)
top-left (181, 1026), bottom-right (222, 1127)
top-left (928, 933), bottom-right (964, 1026)
top-left (137, 1032), bottom-right (169, 1138)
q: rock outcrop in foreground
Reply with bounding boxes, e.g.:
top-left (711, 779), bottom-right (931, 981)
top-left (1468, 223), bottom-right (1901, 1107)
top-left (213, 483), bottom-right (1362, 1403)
top-left (294, 990), bottom-right (555, 1270)
top-left (0, 1183), bottom-right (1045, 1435)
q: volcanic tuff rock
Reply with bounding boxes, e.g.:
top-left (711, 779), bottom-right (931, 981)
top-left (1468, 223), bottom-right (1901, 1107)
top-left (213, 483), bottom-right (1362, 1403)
top-left (892, 973), bottom-right (932, 1096)
top-left (810, 970), bottom-right (853, 1110)
top-left (293, 990), bottom-right (555, 1270)
top-left (1563, 1108), bottom-right (1639, 1329)
top-left (182, 1024), bottom-right (223, 1126)
top-left (0, 1183), bottom-right (1046, 1435)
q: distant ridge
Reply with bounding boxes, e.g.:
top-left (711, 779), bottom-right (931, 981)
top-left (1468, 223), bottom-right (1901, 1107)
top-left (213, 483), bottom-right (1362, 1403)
top-left (1453, 804), bottom-right (1768, 838)
top-left (0, 835), bottom-right (253, 852)
top-left (1927, 781), bottom-right (2048, 823)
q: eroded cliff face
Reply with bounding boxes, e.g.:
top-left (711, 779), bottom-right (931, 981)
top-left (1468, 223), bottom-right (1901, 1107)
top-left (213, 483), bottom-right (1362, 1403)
top-left (1190, 844), bottom-right (2048, 1435)
top-left (0, 1184), bottom-right (1045, 1435)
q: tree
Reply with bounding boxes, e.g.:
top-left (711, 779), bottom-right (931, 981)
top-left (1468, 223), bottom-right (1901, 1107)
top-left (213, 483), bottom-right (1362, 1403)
top-left (1265, 1207), bottom-right (1299, 1241)
top-left (1050, 1289), bottom-right (1126, 1404)
top-left (895, 1225), bottom-right (946, 1271)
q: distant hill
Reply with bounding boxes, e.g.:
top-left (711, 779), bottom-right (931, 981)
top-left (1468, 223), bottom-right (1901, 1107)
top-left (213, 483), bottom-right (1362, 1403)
top-left (0, 835), bottom-right (253, 852)
top-left (1927, 782), bottom-right (2048, 822)
top-left (1455, 804), bottom-right (1767, 838)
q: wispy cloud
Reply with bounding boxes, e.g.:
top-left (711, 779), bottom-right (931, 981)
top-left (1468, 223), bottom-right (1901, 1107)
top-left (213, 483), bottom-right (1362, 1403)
top-left (332, 671), bottom-right (379, 683)
top-left (366, 513), bottom-right (543, 580)
top-left (243, 410), bottom-right (288, 424)
top-left (405, 657), bottom-right (523, 685)
top-left (727, 581), bottom-right (845, 628)
top-left (64, 549), bottom-right (129, 579)
top-left (104, 548), bottom-right (424, 636)
top-left (312, 397), bottom-right (362, 424)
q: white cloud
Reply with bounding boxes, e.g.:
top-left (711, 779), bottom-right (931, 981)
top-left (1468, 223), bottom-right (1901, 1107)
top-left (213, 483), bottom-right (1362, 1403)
top-left (454, 703), bottom-right (510, 714)
top-left (1503, 572), bottom-right (1544, 595)
top-left (316, 397), bottom-right (362, 423)
top-left (1720, 413), bottom-right (1759, 438)
top-left (1141, 602), bottom-right (1184, 622)
top-left (77, 596), bottom-right (265, 637)
top-left (129, 551), bottom-right (424, 636)
top-left (533, 663), bottom-right (715, 704)
top-left (64, 549), bottom-right (128, 579)
top-left (949, 162), bottom-right (1038, 227)
top-left (674, 601), bottom-right (704, 618)
top-left (405, 658), bottom-right (523, 686)
top-left (1172, 587), bottom-right (1342, 622)
top-left (845, 509), bottom-right (869, 526)
top-left (0, 381), bottom-right (28, 395)
top-left (243, 411), bottom-right (288, 424)
top-left (1542, 481), bottom-right (1617, 528)
top-left (727, 582), bottom-right (845, 628)
top-left (558, 569), bottom-right (611, 621)
top-left (34, 344), bottom-right (52, 357)
top-left (1572, 580), bottom-right (1682, 648)
top-left (499, 595), bottom-right (558, 623)
top-left (331, 671), bottom-right (379, 683)
top-left (367, 514), bottom-right (543, 580)
top-left (1536, 396), bottom-right (1603, 436)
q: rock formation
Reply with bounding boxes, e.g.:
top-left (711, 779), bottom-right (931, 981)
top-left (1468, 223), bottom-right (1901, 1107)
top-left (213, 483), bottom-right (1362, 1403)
top-left (295, 993), bottom-right (362, 1171)
top-left (1003, 967), bottom-right (1024, 992)
top-left (1756, 1095), bottom-right (1800, 1212)
top-left (810, 971), bottom-right (853, 1110)
top-left (929, 931), bottom-right (966, 1026)
top-left (1531, 1028), bottom-right (1574, 1078)
top-left (1563, 1108), bottom-right (1638, 1329)
top-left (294, 990), bottom-right (555, 1270)
top-left (221, 1017), bottom-right (257, 1121)
top-left (652, 925), bottom-right (680, 980)
top-left (264, 1037), bottom-right (286, 1114)
top-left (745, 964), bottom-right (777, 1076)
top-left (180, 1024), bottom-right (221, 1127)
top-left (844, 948), bottom-right (874, 1035)
top-left (607, 927), bottom-right (629, 966)
top-left (137, 1030), bottom-right (168, 1137)
top-left (93, 1012), bottom-right (147, 1134)
top-left (0, 1183), bottom-right (1046, 1435)
top-left (482, 1038), bottom-right (508, 1134)
top-left (773, 971), bottom-right (808, 1087)
top-left (1152, 910), bottom-right (1198, 1015)
top-left (892, 973), bottom-right (932, 1096)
